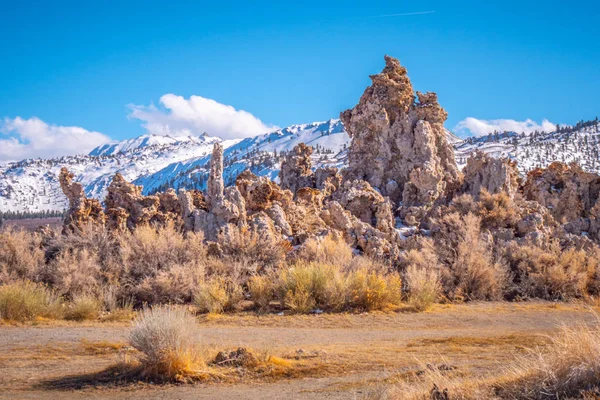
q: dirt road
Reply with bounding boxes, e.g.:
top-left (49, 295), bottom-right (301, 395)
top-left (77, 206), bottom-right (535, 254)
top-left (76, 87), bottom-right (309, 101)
top-left (0, 302), bottom-right (594, 399)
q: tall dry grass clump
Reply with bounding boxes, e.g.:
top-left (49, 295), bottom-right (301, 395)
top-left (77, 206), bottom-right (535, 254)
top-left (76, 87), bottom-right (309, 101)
top-left (247, 274), bottom-right (276, 313)
top-left (129, 306), bottom-right (203, 380)
top-left (63, 294), bottom-right (102, 321)
top-left (0, 281), bottom-right (62, 322)
top-left (193, 276), bottom-right (243, 314)
top-left (276, 261), bottom-right (401, 313)
top-left (405, 265), bottom-right (442, 312)
top-left (347, 267), bottom-right (402, 311)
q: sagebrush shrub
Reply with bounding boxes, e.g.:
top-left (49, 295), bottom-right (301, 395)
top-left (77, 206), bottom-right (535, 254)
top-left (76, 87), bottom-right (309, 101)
top-left (129, 306), bottom-right (202, 379)
top-left (507, 241), bottom-right (595, 300)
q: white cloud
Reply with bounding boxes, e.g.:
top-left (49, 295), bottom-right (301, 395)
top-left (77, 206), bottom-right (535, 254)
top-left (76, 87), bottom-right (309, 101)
top-left (0, 117), bottom-right (111, 162)
top-left (128, 94), bottom-right (277, 140)
top-left (453, 117), bottom-right (557, 137)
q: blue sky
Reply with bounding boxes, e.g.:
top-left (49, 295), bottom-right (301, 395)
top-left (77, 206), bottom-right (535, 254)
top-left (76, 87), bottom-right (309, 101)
top-left (0, 0), bottom-right (598, 160)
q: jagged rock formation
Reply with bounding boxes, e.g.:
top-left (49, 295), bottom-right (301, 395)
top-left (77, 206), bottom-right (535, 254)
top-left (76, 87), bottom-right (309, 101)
top-left (191, 143), bottom-right (247, 241)
top-left (461, 151), bottom-right (519, 199)
top-left (59, 167), bottom-right (105, 231)
top-left (341, 55), bottom-right (461, 210)
top-left (55, 56), bottom-right (600, 266)
top-left (279, 143), bottom-right (315, 194)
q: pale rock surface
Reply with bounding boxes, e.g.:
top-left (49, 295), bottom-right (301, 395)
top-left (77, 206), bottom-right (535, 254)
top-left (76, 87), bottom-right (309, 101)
top-left (462, 151), bottom-right (519, 199)
top-left (340, 55), bottom-right (461, 209)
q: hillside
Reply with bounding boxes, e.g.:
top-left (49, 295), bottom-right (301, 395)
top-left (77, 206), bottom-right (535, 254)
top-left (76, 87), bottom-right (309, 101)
top-left (1, 118), bottom-right (599, 213)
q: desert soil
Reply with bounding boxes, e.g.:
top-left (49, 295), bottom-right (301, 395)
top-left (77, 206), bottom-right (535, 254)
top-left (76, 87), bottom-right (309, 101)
top-left (0, 302), bottom-right (595, 399)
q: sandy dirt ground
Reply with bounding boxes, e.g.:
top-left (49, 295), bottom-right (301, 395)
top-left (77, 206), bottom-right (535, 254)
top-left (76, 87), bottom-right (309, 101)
top-left (0, 302), bottom-right (595, 399)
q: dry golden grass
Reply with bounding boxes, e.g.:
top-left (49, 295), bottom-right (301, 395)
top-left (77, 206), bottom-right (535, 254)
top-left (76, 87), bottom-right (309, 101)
top-left (64, 294), bottom-right (102, 321)
top-left (247, 274), bottom-right (276, 313)
top-left (0, 281), bottom-right (62, 322)
top-left (194, 276), bottom-right (244, 314)
top-left (405, 264), bottom-right (442, 312)
top-left (277, 261), bottom-right (402, 313)
top-left (380, 319), bottom-right (600, 400)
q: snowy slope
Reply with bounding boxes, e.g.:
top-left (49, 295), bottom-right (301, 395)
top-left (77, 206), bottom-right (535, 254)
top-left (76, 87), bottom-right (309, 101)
top-left (0, 134), bottom-right (221, 212)
top-left (2, 117), bottom-right (600, 213)
top-left (454, 121), bottom-right (600, 173)
top-left (136, 119), bottom-right (349, 194)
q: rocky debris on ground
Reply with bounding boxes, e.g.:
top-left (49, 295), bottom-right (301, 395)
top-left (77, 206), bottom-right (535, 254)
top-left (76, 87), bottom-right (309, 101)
top-left (212, 348), bottom-right (258, 367)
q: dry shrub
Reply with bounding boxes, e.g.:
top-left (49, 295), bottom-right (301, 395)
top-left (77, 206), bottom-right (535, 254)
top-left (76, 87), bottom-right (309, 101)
top-left (278, 262), bottom-right (337, 313)
top-left (405, 264), bottom-right (442, 312)
top-left (452, 213), bottom-right (508, 300)
top-left (0, 228), bottom-right (45, 282)
top-left (401, 239), bottom-right (443, 311)
top-left (121, 223), bottom-right (206, 282)
top-left (296, 234), bottom-right (353, 266)
top-left (0, 281), bottom-right (62, 321)
top-left (478, 189), bottom-right (519, 230)
top-left (277, 262), bottom-right (401, 313)
top-left (347, 268), bottom-right (402, 311)
top-left (46, 249), bottom-right (101, 298)
top-left (217, 228), bottom-right (286, 270)
top-left (194, 277), bottom-right (243, 314)
top-left (248, 274), bottom-right (275, 313)
top-left (133, 262), bottom-right (205, 305)
top-left (64, 294), bottom-right (102, 321)
top-left (507, 241), bottom-right (596, 300)
top-left (47, 223), bottom-right (119, 265)
top-left (129, 306), bottom-right (203, 380)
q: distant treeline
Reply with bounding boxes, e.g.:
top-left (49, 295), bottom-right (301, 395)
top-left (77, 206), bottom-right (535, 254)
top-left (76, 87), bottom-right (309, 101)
top-left (0, 210), bottom-right (66, 220)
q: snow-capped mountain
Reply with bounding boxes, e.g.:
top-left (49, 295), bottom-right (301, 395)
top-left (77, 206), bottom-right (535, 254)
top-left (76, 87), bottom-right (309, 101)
top-left (1, 118), bottom-right (599, 213)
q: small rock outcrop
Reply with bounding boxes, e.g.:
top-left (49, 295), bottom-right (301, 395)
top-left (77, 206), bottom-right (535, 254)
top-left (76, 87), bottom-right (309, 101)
top-left (340, 55), bottom-right (461, 210)
top-left (59, 167), bottom-right (105, 230)
top-left (279, 143), bottom-right (315, 194)
top-left (192, 143), bottom-right (247, 241)
top-left (523, 162), bottom-right (600, 239)
top-left (462, 151), bottom-right (519, 199)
